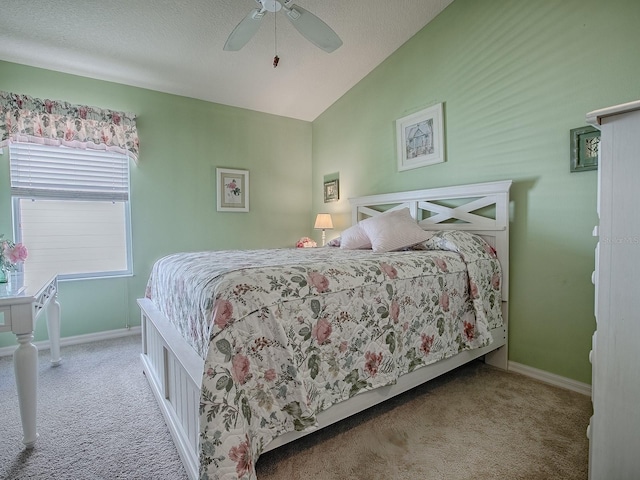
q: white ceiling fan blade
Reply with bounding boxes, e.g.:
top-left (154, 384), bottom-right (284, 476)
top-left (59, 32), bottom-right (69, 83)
top-left (223, 8), bottom-right (266, 51)
top-left (283, 4), bottom-right (342, 53)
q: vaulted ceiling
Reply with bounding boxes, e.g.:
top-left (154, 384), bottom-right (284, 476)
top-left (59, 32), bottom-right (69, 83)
top-left (0, 0), bottom-right (453, 121)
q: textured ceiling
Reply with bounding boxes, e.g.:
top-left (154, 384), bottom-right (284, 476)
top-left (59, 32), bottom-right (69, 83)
top-left (0, 0), bottom-right (453, 121)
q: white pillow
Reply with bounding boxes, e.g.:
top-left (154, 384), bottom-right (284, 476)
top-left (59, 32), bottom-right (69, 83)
top-left (340, 224), bottom-right (372, 250)
top-left (358, 207), bottom-right (433, 253)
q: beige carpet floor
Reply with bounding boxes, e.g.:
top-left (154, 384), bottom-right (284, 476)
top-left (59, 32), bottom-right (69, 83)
top-left (0, 335), bottom-right (592, 479)
top-left (256, 357), bottom-right (592, 480)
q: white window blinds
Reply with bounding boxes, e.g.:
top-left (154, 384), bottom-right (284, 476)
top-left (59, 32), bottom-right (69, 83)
top-left (9, 142), bottom-right (129, 201)
top-left (8, 142), bottom-right (132, 280)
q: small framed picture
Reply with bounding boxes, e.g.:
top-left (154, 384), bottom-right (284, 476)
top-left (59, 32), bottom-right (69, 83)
top-left (396, 102), bottom-right (445, 171)
top-left (570, 126), bottom-right (600, 172)
top-left (216, 168), bottom-right (249, 212)
top-left (324, 179), bottom-right (339, 203)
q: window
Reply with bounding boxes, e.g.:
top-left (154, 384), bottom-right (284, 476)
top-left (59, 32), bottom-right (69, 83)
top-left (9, 142), bottom-right (132, 280)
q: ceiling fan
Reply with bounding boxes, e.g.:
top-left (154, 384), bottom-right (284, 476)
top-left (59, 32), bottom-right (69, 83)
top-left (224, 0), bottom-right (343, 53)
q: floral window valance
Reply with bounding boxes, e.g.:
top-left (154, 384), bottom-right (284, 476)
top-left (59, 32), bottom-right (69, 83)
top-left (0, 91), bottom-right (139, 163)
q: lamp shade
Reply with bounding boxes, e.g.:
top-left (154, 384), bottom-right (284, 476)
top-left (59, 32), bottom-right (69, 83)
top-left (314, 213), bottom-right (334, 230)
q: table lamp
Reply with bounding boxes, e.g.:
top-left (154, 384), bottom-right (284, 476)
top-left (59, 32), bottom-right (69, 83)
top-left (314, 213), bottom-right (333, 246)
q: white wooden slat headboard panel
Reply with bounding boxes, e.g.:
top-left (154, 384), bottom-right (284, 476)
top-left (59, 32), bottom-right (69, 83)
top-left (349, 180), bottom-right (512, 300)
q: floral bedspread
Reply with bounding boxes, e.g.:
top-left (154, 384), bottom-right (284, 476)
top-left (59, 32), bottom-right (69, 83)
top-left (145, 231), bottom-right (503, 480)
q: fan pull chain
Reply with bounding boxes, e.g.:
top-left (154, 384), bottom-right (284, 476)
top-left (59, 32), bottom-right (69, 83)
top-left (273, 3), bottom-right (279, 67)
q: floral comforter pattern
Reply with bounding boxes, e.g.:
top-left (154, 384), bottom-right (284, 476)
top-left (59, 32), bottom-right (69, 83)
top-left (145, 231), bottom-right (503, 479)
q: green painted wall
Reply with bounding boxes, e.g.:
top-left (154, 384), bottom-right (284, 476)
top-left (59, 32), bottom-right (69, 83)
top-left (3, 0), bottom-right (639, 384)
top-left (312, 0), bottom-right (640, 384)
top-left (0, 61), bottom-right (312, 348)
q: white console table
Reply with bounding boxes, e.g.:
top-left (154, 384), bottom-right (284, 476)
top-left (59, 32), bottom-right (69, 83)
top-left (0, 272), bottom-right (61, 448)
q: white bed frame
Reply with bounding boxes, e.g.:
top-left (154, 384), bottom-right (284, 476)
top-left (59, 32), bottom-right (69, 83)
top-left (138, 179), bottom-right (512, 480)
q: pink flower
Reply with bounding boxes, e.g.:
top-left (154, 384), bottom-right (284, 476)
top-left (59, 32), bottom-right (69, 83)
top-left (390, 300), bottom-right (400, 323)
top-left (439, 291), bottom-right (449, 312)
top-left (491, 273), bottom-right (500, 290)
top-left (308, 271), bottom-right (329, 292)
top-left (231, 354), bottom-right (251, 385)
top-left (380, 262), bottom-right (397, 279)
top-left (264, 368), bottom-right (276, 382)
top-left (469, 281), bottom-right (479, 298)
top-left (421, 334), bottom-right (434, 356)
top-left (212, 299), bottom-right (233, 329)
top-left (65, 125), bottom-right (75, 141)
top-left (229, 437), bottom-right (252, 477)
top-left (296, 237), bottom-right (317, 248)
top-left (434, 258), bottom-right (448, 272)
top-left (365, 351), bottom-right (383, 377)
top-left (312, 318), bottom-right (332, 344)
top-left (3, 242), bottom-right (28, 264)
top-left (339, 341), bottom-right (348, 353)
top-left (463, 321), bottom-right (475, 341)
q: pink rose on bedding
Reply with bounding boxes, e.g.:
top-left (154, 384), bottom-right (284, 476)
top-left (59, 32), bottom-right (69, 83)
top-left (390, 299), bottom-right (400, 323)
top-left (420, 334), bottom-right (434, 356)
top-left (439, 291), bottom-right (449, 312)
top-left (212, 299), bottom-right (233, 329)
top-left (469, 281), bottom-right (479, 299)
top-left (229, 437), bottom-right (252, 477)
top-left (463, 321), bottom-right (475, 341)
top-left (365, 351), bottom-right (383, 377)
top-left (491, 273), bottom-right (500, 290)
top-left (380, 262), bottom-right (397, 279)
top-left (339, 341), bottom-right (348, 353)
top-left (312, 318), bottom-right (332, 344)
top-left (434, 258), bottom-right (448, 272)
top-left (231, 354), bottom-right (251, 385)
top-left (264, 368), bottom-right (277, 382)
top-left (308, 271), bottom-right (329, 293)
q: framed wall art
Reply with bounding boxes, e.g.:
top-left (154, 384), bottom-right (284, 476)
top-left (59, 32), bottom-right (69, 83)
top-left (216, 167), bottom-right (249, 212)
top-left (324, 179), bottom-right (339, 203)
top-left (396, 102), bottom-right (445, 171)
top-left (570, 125), bottom-right (600, 172)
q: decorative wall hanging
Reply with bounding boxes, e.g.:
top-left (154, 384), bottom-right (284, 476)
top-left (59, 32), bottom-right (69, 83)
top-left (570, 125), bottom-right (600, 172)
top-left (216, 168), bottom-right (249, 212)
top-left (324, 179), bottom-right (339, 203)
top-left (396, 102), bottom-right (445, 171)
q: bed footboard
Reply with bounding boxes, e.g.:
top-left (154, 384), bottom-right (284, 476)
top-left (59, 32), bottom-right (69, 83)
top-left (139, 298), bottom-right (202, 480)
top-left (139, 298), bottom-right (507, 480)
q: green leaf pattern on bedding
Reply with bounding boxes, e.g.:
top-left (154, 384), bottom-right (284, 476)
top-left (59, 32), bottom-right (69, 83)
top-left (145, 231), bottom-right (503, 479)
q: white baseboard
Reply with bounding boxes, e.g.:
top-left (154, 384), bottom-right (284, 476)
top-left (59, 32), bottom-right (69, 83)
top-left (1, 331), bottom-right (592, 397)
top-left (0, 326), bottom-right (141, 358)
top-left (508, 361), bottom-right (592, 396)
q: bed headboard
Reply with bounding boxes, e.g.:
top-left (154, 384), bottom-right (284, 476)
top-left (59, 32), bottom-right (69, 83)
top-left (349, 180), bottom-right (512, 300)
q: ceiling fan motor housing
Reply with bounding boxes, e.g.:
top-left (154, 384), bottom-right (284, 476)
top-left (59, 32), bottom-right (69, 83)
top-left (262, 0), bottom-right (282, 13)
